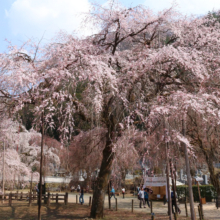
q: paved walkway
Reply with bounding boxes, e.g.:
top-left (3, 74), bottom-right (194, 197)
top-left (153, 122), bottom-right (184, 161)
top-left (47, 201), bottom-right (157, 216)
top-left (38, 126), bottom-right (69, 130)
top-left (68, 193), bottom-right (220, 219)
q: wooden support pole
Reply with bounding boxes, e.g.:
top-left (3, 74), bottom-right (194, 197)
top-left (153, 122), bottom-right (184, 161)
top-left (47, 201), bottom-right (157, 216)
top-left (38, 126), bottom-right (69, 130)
top-left (9, 193), bottom-right (12, 206)
top-left (28, 191), bottom-right (31, 206)
top-left (89, 196), bottom-right (92, 206)
top-left (132, 199), bottom-right (134, 213)
top-left (56, 193), bottom-right (58, 204)
top-left (185, 200), bottom-right (188, 217)
top-left (65, 192), bottom-right (68, 205)
top-left (47, 192), bottom-right (50, 207)
top-left (150, 200), bottom-right (153, 214)
top-left (76, 195), bottom-right (78, 204)
top-left (198, 205), bottom-right (202, 220)
top-left (174, 213), bottom-right (177, 220)
top-left (115, 198), bottom-right (117, 211)
top-left (29, 172), bottom-right (33, 206)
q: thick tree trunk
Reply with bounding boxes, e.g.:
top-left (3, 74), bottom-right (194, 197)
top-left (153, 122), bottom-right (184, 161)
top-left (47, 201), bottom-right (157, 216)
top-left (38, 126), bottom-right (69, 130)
top-left (90, 136), bottom-right (114, 219)
top-left (199, 140), bottom-right (220, 199)
top-left (206, 155), bottom-right (220, 197)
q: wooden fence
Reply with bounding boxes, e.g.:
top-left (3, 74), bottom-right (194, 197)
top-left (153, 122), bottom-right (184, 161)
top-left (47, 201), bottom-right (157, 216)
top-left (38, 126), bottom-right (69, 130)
top-left (0, 191), bottom-right (68, 207)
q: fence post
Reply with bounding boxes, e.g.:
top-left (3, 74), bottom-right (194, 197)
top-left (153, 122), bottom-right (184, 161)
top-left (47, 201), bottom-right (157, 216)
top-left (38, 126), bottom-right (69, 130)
top-left (198, 205), bottom-right (202, 220)
top-left (20, 192), bottom-right (23, 200)
top-left (9, 192), bottom-right (12, 206)
top-left (132, 199), bottom-right (134, 213)
top-left (76, 195), bottom-right (78, 204)
top-left (89, 196), bottom-right (92, 206)
top-left (150, 200), bottom-right (153, 214)
top-left (200, 203), bottom-right (204, 220)
top-left (47, 192), bottom-right (50, 207)
top-left (174, 213), bottom-right (177, 220)
top-left (115, 198), bottom-right (118, 211)
top-left (65, 192), bottom-right (68, 205)
top-left (185, 200), bottom-right (188, 217)
top-left (16, 191), bottom-right (18, 200)
top-left (29, 191), bottom-right (32, 206)
top-left (56, 193), bottom-right (58, 204)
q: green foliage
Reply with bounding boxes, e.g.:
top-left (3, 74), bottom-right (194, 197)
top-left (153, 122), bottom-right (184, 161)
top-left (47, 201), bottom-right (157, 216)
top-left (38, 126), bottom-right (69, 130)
top-left (176, 185), bottom-right (217, 202)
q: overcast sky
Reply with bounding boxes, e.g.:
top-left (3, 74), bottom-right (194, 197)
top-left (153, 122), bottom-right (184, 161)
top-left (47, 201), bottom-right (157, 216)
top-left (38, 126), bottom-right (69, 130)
top-left (0, 0), bottom-right (219, 53)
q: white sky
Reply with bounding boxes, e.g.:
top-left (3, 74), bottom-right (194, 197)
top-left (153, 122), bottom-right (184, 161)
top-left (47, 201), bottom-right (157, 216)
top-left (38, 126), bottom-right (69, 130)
top-left (0, 0), bottom-right (220, 52)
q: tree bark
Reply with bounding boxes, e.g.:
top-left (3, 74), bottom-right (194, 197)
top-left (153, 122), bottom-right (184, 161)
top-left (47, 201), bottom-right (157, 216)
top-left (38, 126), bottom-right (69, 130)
top-left (90, 135), bottom-right (114, 219)
top-left (182, 119), bottom-right (196, 220)
top-left (166, 144), bottom-right (172, 220)
top-left (170, 159), bottom-right (178, 214)
top-left (2, 140), bottom-right (5, 203)
top-left (205, 152), bottom-right (220, 197)
top-left (38, 111), bottom-right (44, 220)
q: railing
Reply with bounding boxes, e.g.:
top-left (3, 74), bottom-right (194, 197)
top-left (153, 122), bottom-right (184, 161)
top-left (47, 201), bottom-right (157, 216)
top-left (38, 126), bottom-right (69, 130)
top-left (0, 191), bottom-right (68, 207)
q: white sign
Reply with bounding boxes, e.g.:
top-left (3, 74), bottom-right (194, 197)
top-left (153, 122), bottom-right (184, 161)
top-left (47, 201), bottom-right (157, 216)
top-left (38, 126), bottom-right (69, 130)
top-left (144, 177), bottom-right (167, 187)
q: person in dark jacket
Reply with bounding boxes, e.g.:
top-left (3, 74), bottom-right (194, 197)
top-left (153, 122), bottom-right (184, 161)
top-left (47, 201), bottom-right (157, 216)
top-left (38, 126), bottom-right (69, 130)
top-left (79, 187), bottom-right (84, 204)
top-left (171, 189), bottom-right (181, 214)
top-left (144, 188), bottom-right (150, 208)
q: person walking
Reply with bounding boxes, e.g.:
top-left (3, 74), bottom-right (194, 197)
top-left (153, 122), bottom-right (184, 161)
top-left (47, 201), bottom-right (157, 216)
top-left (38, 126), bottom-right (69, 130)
top-left (79, 186), bottom-right (84, 205)
top-left (110, 186), bottom-right (116, 199)
top-left (138, 187), bottom-right (145, 208)
top-left (171, 188), bottom-right (181, 214)
top-left (144, 188), bottom-right (150, 208)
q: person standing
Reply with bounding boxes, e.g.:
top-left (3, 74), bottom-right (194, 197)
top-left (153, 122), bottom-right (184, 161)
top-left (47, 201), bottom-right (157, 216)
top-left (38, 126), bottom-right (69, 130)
top-left (122, 187), bottom-right (125, 198)
top-left (77, 185), bottom-right (81, 192)
top-left (110, 186), bottom-right (115, 199)
top-left (79, 187), bottom-right (84, 205)
top-left (144, 188), bottom-right (150, 208)
top-left (35, 185), bottom-right (39, 194)
top-left (138, 187), bottom-right (145, 208)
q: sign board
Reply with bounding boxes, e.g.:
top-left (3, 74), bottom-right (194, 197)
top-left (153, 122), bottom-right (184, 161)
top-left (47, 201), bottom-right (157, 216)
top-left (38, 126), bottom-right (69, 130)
top-left (144, 177), bottom-right (167, 187)
top-left (144, 177), bottom-right (168, 199)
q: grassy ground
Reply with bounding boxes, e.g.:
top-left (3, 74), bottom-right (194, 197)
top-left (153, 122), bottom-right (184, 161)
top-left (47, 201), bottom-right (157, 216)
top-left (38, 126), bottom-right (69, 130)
top-left (0, 201), bottom-right (192, 220)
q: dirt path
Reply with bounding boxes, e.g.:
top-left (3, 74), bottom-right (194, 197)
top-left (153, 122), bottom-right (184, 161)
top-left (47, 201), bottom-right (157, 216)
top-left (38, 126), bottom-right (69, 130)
top-left (68, 193), bottom-right (220, 219)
